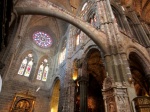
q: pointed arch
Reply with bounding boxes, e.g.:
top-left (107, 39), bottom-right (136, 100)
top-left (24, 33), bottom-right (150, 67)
top-left (127, 48), bottom-right (150, 74)
top-left (50, 78), bottom-right (60, 112)
top-left (18, 52), bottom-right (33, 77)
top-left (128, 49), bottom-right (150, 96)
top-left (36, 56), bottom-right (49, 81)
top-left (15, 0), bottom-right (108, 54)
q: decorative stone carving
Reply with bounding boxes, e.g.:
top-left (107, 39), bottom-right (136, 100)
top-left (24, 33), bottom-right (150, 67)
top-left (102, 76), bottom-right (131, 112)
top-left (133, 96), bottom-right (150, 112)
top-left (103, 75), bottom-right (114, 90)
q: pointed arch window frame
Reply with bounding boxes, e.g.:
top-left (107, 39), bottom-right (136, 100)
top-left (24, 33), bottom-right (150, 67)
top-left (37, 59), bottom-right (49, 81)
top-left (18, 53), bottom-right (33, 77)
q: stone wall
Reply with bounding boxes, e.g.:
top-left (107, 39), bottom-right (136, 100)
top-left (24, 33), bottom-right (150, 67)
top-left (0, 80), bottom-right (50, 112)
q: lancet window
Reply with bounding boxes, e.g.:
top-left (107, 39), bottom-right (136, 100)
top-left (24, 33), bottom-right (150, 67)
top-left (18, 53), bottom-right (33, 77)
top-left (37, 59), bottom-right (49, 81)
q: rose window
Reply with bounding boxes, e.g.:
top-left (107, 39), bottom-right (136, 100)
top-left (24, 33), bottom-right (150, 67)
top-left (33, 31), bottom-right (52, 48)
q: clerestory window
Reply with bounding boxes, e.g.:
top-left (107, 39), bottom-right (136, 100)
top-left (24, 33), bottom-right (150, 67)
top-left (37, 59), bottom-right (49, 81)
top-left (18, 53), bottom-right (33, 77)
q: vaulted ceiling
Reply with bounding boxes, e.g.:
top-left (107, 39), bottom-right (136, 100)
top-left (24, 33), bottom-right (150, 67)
top-left (1, 0), bottom-right (150, 51)
top-left (121, 0), bottom-right (150, 24)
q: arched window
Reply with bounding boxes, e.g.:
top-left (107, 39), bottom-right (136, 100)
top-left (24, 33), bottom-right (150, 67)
top-left (37, 59), bottom-right (49, 81)
top-left (59, 48), bottom-right (66, 64)
top-left (81, 2), bottom-right (88, 11)
top-left (89, 13), bottom-right (99, 29)
top-left (18, 53), bottom-right (33, 77)
top-left (33, 31), bottom-right (53, 48)
top-left (59, 40), bottom-right (66, 64)
top-left (76, 34), bottom-right (80, 46)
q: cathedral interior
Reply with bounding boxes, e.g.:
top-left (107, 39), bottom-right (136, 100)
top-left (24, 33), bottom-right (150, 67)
top-left (0, 0), bottom-right (150, 112)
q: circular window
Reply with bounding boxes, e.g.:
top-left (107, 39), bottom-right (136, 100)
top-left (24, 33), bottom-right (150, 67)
top-left (33, 31), bottom-right (52, 48)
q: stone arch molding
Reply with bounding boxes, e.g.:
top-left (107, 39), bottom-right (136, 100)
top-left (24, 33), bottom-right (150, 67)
top-left (50, 77), bottom-right (60, 95)
top-left (15, 0), bottom-right (108, 54)
top-left (127, 48), bottom-right (150, 74)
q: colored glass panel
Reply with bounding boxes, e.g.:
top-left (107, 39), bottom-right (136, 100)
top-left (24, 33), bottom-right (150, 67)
top-left (42, 65), bottom-right (49, 81)
top-left (33, 31), bottom-right (52, 48)
top-left (24, 60), bottom-right (33, 77)
top-left (37, 64), bottom-right (44, 80)
top-left (18, 58), bottom-right (27, 75)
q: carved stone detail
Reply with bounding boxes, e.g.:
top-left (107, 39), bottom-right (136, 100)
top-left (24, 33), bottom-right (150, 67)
top-left (102, 76), bottom-right (131, 112)
top-left (133, 96), bottom-right (150, 112)
top-left (103, 75), bottom-right (114, 90)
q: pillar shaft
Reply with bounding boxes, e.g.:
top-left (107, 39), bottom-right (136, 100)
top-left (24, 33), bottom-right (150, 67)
top-left (78, 76), bottom-right (88, 112)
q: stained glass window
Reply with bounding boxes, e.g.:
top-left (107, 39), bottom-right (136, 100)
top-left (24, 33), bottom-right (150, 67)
top-left (42, 65), bottom-right (49, 81)
top-left (76, 34), bottom-right (80, 46)
top-left (24, 60), bottom-right (33, 77)
top-left (18, 53), bottom-right (33, 77)
top-left (59, 48), bottom-right (66, 64)
top-left (33, 31), bottom-right (52, 48)
top-left (37, 59), bottom-right (49, 81)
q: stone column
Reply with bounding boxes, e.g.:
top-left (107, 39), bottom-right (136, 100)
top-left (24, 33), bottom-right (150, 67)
top-left (78, 76), bottom-right (88, 112)
top-left (102, 76), bottom-right (132, 112)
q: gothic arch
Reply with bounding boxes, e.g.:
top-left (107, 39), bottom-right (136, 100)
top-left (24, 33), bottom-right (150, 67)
top-left (15, 50), bottom-right (35, 80)
top-left (15, 0), bottom-right (108, 54)
top-left (81, 46), bottom-right (106, 84)
top-left (17, 50), bottom-right (33, 60)
top-left (49, 77), bottom-right (60, 112)
top-left (82, 45), bottom-right (102, 60)
top-left (127, 48), bottom-right (150, 73)
top-left (128, 49), bottom-right (150, 96)
top-left (80, 47), bottom-right (106, 111)
top-left (17, 50), bottom-right (37, 69)
top-left (111, 1), bottom-right (124, 14)
top-left (34, 55), bottom-right (50, 81)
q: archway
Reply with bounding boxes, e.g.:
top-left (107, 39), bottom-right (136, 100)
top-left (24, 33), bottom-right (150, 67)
top-left (50, 79), bottom-right (60, 112)
top-left (75, 49), bottom-right (106, 112)
top-left (15, 0), bottom-right (107, 54)
top-left (88, 74), bottom-right (104, 111)
top-left (87, 49), bottom-right (106, 111)
top-left (129, 52), bottom-right (150, 96)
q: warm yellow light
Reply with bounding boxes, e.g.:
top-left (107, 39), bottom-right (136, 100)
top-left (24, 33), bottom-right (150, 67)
top-left (145, 93), bottom-right (149, 97)
top-left (51, 108), bottom-right (53, 112)
top-left (73, 74), bottom-right (77, 81)
top-left (72, 70), bottom-right (78, 81)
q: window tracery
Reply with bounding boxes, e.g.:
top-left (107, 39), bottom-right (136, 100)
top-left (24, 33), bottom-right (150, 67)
top-left (18, 53), bottom-right (33, 77)
top-left (33, 31), bottom-right (52, 48)
top-left (37, 59), bottom-right (49, 81)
